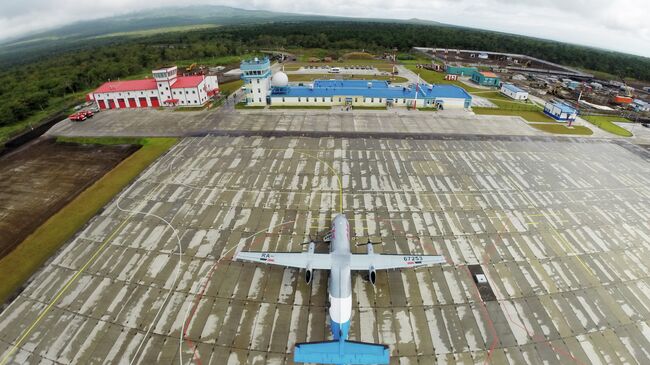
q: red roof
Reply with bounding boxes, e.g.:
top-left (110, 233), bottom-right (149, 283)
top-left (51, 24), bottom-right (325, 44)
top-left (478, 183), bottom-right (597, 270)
top-left (94, 79), bottom-right (157, 93)
top-left (480, 71), bottom-right (497, 78)
top-left (171, 76), bottom-right (204, 89)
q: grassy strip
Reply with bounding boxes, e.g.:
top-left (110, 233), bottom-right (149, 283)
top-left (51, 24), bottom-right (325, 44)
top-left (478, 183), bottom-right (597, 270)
top-left (0, 137), bottom-right (177, 304)
top-left (353, 106), bottom-right (387, 110)
top-left (235, 103), bottom-right (265, 109)
top-left (470, 91), bottom-right (539, 110)
top-left (473, 108), bottom-right (556, 123)
top-left (582, 116), bottom-right (633, 137)
top-left (417, 108), bottom-right (438, 111)
top-left (174, 104), bottom-right (211, 112)
top-left (56, 136), bottom-right (150, 145)
top-left (269, 105), bottom-right (331, 109)
top-left (529, 123), bottom-right (593, 135)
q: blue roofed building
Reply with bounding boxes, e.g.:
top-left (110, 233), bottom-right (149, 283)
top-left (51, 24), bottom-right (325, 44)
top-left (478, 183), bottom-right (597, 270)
top-left (240, 58), bottom-right (473, 109)
top-left (267, 73), bottom-right (472, 109)
top-left (544, 100), bottom-right (577, 122)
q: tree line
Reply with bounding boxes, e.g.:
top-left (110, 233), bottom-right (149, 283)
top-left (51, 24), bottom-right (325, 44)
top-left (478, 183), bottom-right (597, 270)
top-left (1, 21), bottom-right (649, 130)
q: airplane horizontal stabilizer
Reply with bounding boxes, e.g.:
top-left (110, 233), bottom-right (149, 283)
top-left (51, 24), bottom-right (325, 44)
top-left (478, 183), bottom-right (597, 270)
top-left (294, 340), bottom-right (389, 364)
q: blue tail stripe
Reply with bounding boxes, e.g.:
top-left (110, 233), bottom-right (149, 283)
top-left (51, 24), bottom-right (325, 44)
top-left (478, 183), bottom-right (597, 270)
top-left (294, 340), bottom-right (389, 364)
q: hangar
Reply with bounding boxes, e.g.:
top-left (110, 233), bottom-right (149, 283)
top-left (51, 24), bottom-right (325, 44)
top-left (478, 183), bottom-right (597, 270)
top-left (88, 66), bottom-right (219, 109)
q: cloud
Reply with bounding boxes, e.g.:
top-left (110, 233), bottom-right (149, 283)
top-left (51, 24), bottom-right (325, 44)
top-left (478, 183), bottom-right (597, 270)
top-left (0, 0), bottom-right (648, 57)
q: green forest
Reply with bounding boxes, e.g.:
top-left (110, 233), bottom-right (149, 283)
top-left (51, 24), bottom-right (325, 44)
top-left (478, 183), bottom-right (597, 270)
top-left (1, 21), bottom-right (650, 139)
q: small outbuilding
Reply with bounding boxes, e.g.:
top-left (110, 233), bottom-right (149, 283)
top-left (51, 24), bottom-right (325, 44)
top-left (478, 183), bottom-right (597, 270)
top-left (544, 101), bottom-right (577, 122)
top-left (446, 65), bottom-right (478, 76)
top-left (500, 83), bottom-right (528, 100)
top-left (471, 71), bottom-right (500, 87)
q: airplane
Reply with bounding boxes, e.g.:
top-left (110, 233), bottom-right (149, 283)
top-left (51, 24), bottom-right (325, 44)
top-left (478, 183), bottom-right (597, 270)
top-left (235, 213), bottom-right (446, 364)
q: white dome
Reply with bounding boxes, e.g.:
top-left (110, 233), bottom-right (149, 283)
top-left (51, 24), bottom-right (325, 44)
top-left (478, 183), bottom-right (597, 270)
top-left (271, 71), bottom-right (289, 87)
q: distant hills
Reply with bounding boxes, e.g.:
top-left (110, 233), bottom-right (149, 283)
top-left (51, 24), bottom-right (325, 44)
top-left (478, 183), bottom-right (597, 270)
top-left (0, 6), bottom-right (331, 56)
top-left (0, 6), bottom-right (449, 61)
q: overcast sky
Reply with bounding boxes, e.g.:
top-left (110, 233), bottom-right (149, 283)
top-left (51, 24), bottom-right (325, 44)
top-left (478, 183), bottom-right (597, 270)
top-left (1, 0), bottom-right (649, 57)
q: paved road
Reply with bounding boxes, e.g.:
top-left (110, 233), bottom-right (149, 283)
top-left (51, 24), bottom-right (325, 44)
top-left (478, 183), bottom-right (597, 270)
top-left (48, 109), bottom-right (551, 140)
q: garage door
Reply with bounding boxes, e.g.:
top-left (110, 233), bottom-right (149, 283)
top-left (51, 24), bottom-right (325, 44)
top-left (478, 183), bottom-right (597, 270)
top-left (150, 97), bottom-right (160, 108)
top-left (128, 98), bottom-right (137, 108)
top-left (98, 100), bottom-right (106, 109)
top-left (108, 100), bottom-right (115, 109)
top-left (118, 99), bottom-right (127, 108)
top-left (139, 97), bottom-right (148, 107)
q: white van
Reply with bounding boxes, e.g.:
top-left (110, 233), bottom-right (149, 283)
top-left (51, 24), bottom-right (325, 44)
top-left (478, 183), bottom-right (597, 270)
top-left (329, 67), bottom-right (341, 73)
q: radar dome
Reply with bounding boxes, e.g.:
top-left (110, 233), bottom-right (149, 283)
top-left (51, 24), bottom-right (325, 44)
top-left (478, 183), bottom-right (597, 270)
top-left (271, 71), bottom-right (289, 87)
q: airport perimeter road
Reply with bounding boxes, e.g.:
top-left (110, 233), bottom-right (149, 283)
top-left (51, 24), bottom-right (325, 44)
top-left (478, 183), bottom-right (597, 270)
top-left (1, 136), bottom-right (649, 364)
top-left (49, 109), bottom-right (548, 139)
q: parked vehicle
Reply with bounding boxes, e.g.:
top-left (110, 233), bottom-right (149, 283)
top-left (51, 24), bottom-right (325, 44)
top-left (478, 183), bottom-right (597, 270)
top-left (69, 112), bottom-right (87, 122)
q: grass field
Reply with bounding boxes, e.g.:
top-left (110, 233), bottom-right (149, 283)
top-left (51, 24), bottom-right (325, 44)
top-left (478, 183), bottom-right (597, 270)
top-left (583, 115), bottom-right (633, 137)
top-left (269, 105), bottom-right (331, 109)
top-left (219, 79), bottom-right (243, 97)
top-left (529, 123), bottom-right (594, 135)
top-left (473, 108), bottom-right (555, 123)
top-left (0, 137), bottom-right (177, 304)
top-left (95, 24), bottom-right (219, 39)
top-left (287, 74), bottom-right (408, 83)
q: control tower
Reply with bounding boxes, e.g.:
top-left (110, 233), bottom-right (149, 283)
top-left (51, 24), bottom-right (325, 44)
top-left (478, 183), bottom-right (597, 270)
top-left (240, 57), bottom-right (271, 106)
top-left (152, 66), bottom-right (178, 104)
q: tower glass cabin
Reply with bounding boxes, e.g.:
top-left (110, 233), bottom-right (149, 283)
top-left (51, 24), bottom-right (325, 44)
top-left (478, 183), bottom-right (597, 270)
top-left (241, 57), bottom-right (271, 106)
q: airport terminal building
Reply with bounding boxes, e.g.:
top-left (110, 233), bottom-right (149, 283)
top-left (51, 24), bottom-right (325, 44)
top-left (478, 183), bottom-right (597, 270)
top-left (241, 57), bottom-right (472, 109)
top-left (88, 66), bottom-right (219, 109)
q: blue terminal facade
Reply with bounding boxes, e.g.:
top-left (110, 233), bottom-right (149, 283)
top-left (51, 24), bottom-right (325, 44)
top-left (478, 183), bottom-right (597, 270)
top-left (270, 79), bottom-right (472, 109)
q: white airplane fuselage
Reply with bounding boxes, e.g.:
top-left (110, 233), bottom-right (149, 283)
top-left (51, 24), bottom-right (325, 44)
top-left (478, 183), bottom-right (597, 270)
top-left (328, 214), bottom-right (353, 340)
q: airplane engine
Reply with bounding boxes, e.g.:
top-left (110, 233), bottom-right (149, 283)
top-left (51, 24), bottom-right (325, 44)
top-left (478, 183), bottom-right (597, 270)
top-left (305, 268), bottom-right (313, 284)
top-left (369, 267), bottom-right (376, 285)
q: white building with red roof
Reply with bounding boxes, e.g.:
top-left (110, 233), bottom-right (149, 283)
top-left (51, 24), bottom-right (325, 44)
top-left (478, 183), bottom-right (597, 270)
top-left (88, 66), bottom-right (219, 109)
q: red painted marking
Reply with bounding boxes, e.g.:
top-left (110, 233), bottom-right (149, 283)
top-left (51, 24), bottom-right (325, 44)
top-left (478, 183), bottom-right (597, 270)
top-left (476, 235), bottom-right (584, 364)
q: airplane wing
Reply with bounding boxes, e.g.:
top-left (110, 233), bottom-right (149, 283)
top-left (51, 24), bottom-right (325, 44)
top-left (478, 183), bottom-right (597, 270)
top-left (235, 251), bottom-right (332, 270)
top-left (349, 254), bottom-right (446, 271)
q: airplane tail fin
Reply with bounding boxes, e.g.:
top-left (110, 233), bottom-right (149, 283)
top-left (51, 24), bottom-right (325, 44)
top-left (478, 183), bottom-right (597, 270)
top-left (294, 339), bottom-right (389, 364)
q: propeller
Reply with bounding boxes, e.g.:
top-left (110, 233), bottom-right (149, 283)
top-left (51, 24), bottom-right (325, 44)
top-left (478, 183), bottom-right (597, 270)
top-left (354, 237), bottom-right (382, 247)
